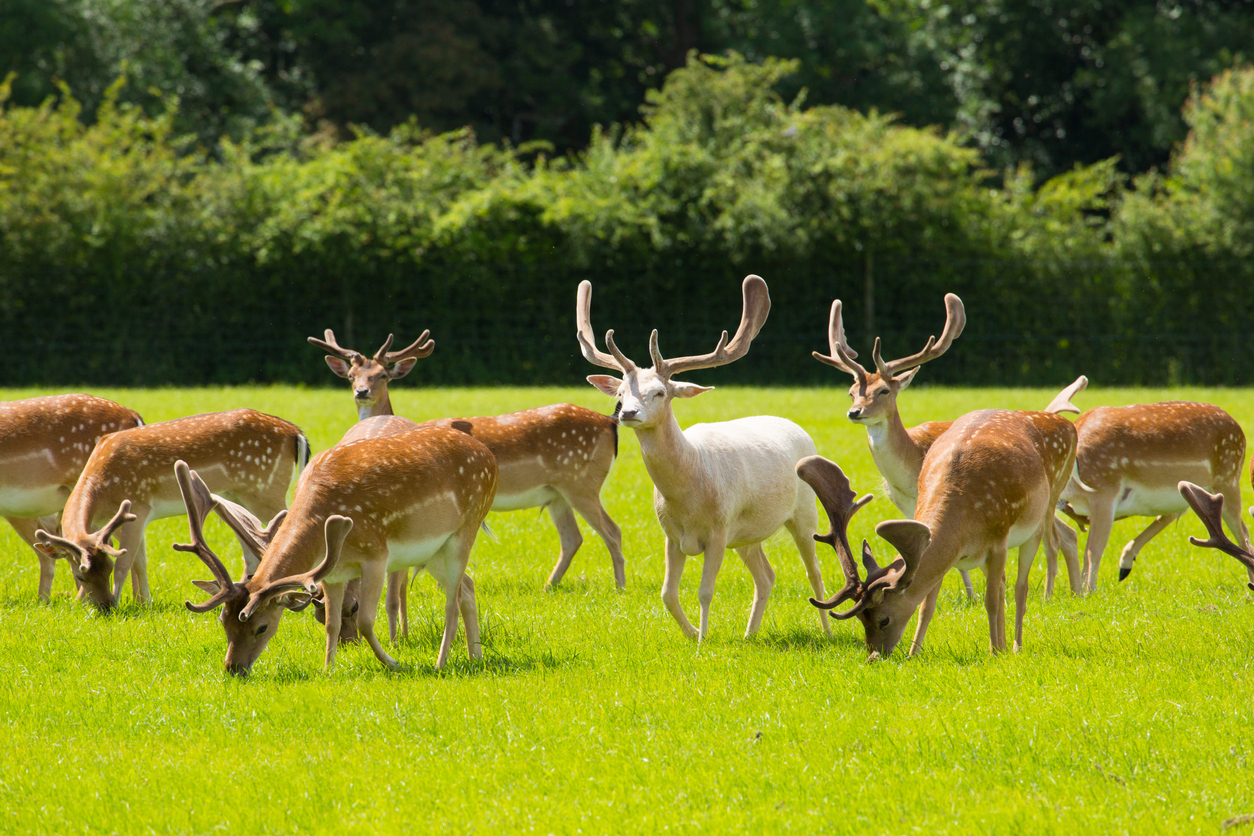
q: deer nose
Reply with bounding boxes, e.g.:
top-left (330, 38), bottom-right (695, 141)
top-left (354, 388), bottom-right (370, 400)
top-left (619, 409), bottom-right (639, 422)
top-left (225, 662), bottom-right (250, 678)
top-left (847, 407), bottom-right (863, 419)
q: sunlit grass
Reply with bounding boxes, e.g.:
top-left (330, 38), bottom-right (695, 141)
top-left (0, 384), bottom-right (1250, 834)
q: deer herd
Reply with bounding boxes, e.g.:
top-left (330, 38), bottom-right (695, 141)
top-left (2, 276), bottom-right (1251, 673)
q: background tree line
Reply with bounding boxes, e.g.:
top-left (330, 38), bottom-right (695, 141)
top-left (1, 2), bottom-right (1253, 386)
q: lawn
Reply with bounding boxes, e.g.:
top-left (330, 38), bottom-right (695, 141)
top-left (0, 384), bottom-right (1251, 835)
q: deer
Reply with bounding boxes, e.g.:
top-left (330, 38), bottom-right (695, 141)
top-left (175, 421), bottom-right (498, 675)
top-left (1060, 402), bottom-right (1250, 592)
top-left (34, 409), bottom-right (310, 612)
top-left (802, 406), bottom-right (1078, 657)
top-left (578, 275), bottom-right (833, 640)
top-left (309, 330), bottom-right (625, 606)
top-left (0, 394), bottom-right (143, 601)
top-left (813, 293), bottom-right (1086, 599)
top-left (1178, 481), bottom-right (1254, 590)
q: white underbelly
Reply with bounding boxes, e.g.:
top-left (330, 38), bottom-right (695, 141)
top-left (385, 534), bottom-right (451, 573)
top-left (147, 498), bottom-right (189, 521)
top-left (1113, 482), bottom-right (1188, 518)
top-left (0, 485), bottom-right (67, 518)
top-left (492, 486), bottom-right (559, 512)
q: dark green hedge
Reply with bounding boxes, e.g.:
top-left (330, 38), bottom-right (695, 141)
top-left (2, 57), bottom-right (1252, 388)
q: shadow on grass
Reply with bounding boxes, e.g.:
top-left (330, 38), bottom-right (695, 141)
top-left (751, 625), bottom-right (864, 653)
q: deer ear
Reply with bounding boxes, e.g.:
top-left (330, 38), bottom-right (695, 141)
top-left (324, 356), bottom-right (352, 378)
top-left (387, 357), bottom-right (419, 379)
top-left (895, 367), bottom-right (921, 390)
top-left (192, 580), bottom-right (222, 595)
top-left (587, 375), bottom-right (622, 396)
top-left (670, 381), bottom-right (714, 399)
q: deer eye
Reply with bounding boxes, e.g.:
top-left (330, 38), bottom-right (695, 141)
top-left (878, 616), bottom-right (890, 628)
top-left (255, 623), bottom-right (269, 637)
top-left (877, 388), bottom-right (890, 396)
top-left (653, 391), bottom-right (665, 400)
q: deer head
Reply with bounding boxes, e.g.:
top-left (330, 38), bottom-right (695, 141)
top-left (797, 456), bottom-right (932, 657)
top-left (174, 460), bottom-right (350, 676)
top-left (578, 276), bottom-right (771, 428)
top-left (309, 329), bottom-right (434, 415)
top-left (814, 294), bottom-right (965, 427)
top-left (35, 502), bottom-right (137, 612)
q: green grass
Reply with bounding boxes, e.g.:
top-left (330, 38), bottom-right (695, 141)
top-left (1, 384), bottom-right (1252, 834)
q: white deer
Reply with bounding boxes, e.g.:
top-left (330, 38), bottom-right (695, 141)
top-left (577, 275), bottom-right (831, 640)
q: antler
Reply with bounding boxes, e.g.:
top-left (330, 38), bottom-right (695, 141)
top-left (1045, 375), bottom-right (1088, 415)
top-left (211, 496), bottom-right (286, 578)
top-left (93, 501), bottom-right (137, 556)
top-left (812, 299), bottom-right (869, 382)
top-left (375, 330), bottom-right (434, 365)
top-left (1179, 481), bottom-right (1254, 591)
top-left (652, 275), bottom-right (771, 380)
top-left (874, 293), bottom-right (966, 378)
top-left (34, 528), bottom-right (87, 568)
top-left (576, 280), bottom-right (637, 372)
top-left (307, 329), bottom-right (362, 363)
top-left (173, 461), bottom-right (239, 613)
top-left (240, 515), bottom-right (353, 621)
top-left (797, 456), bottom-right (873, 609)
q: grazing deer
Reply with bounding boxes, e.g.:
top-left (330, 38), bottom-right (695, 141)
top-left (803, 407), bottom-right (1077, 657)
top-left (578, 275), bottom-right (832, 640)
top-left (34, 410), bottom-right (309, 611)
top-left (1060, 402), bottom-right (1250, 592)
top-left (1178, 481), bottom-right (1254, 590)
top-left (176, 422), bottom-right (498, 674)
top-left (0, 394), bottom-right (143, 600)
top-left (813, 294), bottom-right (1085, 599)
top-left (310, 330), bottom-right (625, 593)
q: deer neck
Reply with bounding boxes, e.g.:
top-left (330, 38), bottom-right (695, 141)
top-left (864, 408), bottom-right (926, 508)
top-left (359, 392), bottom-right (394, 421)
top-left (632, 407), bottom-right (701, 502)
top-left (60, 478), bottom-right (108, 541)
top-left (247, 516), bottom-right (327, 590)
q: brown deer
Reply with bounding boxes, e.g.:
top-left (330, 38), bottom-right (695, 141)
top-left (176, 422), bottom-right (498, 674)
top-left (310, 330), bottom-right (624, 600)
top-left (813, 294), bottom-right (1085, 598)
top-left (1178, 481), bottom-right (1254, 590)
top-left (0, 394), bottom-right (143, 600)
top-left (1060, 402), bottom-right (1250, 591)
top-left (35, 410), bottom-right (309, 611)
top-left (802, 407), bottom-right (1077, 657)
top-left (578, 275), bottom-right (832, 640)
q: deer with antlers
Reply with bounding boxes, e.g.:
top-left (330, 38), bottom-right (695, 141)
top-left (813, 293), bottom-right (1086, 599)
top-left (176, 421), bottom-right (498, 674)
top-left (310, 330), bottom-right (625, 600)
top-left (802, 406), bottom-right (1078, 657)
top-left (579, 275), bottom-right (833, 640)
top-left (1059, 402), bottom-right (1249, 592)
top-left (1178, 481), bottom-right (1254, 590)
top-left (0, 394), bottom-right (144, 601)
top-left (34, 410), bottom-right (309, 611)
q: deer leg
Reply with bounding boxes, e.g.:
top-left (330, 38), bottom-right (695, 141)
top-left (1014, 528), bottom-right (1044, 652)
top-left (110, 512), bottom-right (149, 605)
top-left (544, 497), bottom-right (584, 589)
top-left (356, 560), bottom-right (398, 670)
top-left (1081, 493), bottom-right (1117, 594)
top-left (338, 579), bottom-right (361, 645)
top-left (321, 581), bottom-right (346, 670)
top-left (129, 538), bottom-right (150, 603)
top-left (661, 537), bottom-right (698, 640)
top-left (458, 573), bottom-right (482, 661)
top-left (1117, 511), bottom-right (1183, 581)
top-left (785, 514), bottom-right (831, 638)
top-left (435, 534), bottom-right (474, 669)
top-left (1055, 517), bottom-right (1082, 596)
top-left (7, 516), bottom-right (58, 602)
top-left (984, 542), bottom-right (1009, 654)
top-left (697, 534), bottom-right (727, 643)
top-left (908, 582), bottom-right (941, 656)
top-left (385, 570), bottom-right (408, 642)
top-left (736, 544), bottom-right (775, 639)
top-left (957, 568), bottom-right (977, 602)
top-left (565, 490), bottom-right (626, 590)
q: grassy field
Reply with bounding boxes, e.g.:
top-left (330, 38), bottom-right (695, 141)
top-left (0, 384), bottom-right (1252, 835)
